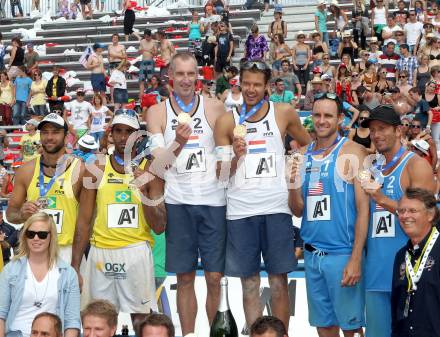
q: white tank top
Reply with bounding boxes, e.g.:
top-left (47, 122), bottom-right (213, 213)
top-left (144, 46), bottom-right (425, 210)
top-left (226, 101), bottom-right (291, 220)
top-left (163, 95), bottom-right (226, 206)
top-left (224, 91), bottom-right (243, 111)
top-left (374, 7), bottom-right (386, 25)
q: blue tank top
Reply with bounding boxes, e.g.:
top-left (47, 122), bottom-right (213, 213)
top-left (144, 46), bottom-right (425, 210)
top-left (365, 152), bottom-right (414, 292)
top-left (189, 23), bottom-right (201, 40)
top-left (300, 137), bottom-right (357, 254)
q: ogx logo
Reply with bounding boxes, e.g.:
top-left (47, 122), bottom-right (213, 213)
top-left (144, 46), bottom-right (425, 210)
top-left (105, 263), bottom-right (126, 273)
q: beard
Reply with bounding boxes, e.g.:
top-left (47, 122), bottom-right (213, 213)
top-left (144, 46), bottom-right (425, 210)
top-left (42, 142), bottom-right (64, 154)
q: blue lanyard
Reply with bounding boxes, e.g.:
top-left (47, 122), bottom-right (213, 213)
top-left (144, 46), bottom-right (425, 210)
top-left (239, 99), bottom-right (265, 124)
top-left (174, 93), bottom-right (196, 113)
top-left (113, 154), bottom-right (125, 166)
top-left (375, 146), bottom-right (405, 172)
top-left (306, 135), bottom-right (341, 156)
top-left (39, 157), bottom-right (65, 197)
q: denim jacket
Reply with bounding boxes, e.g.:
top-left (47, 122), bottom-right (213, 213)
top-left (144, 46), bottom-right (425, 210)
top-left (0, 256), bottom-right (81, 333)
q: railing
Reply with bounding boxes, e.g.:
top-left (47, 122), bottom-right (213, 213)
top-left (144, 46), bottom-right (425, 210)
top-left (0, 0), bottom-right (316, 20)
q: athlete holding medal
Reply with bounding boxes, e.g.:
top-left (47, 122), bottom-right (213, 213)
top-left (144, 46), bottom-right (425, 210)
top-left (360, 105), bottom-right (436, 337)
top-left (6, 113), bottom-right (85, 263)
top-left (146, 52), bottom-right (227, 336)
top-left (214, 60), bottom-right (310, 330)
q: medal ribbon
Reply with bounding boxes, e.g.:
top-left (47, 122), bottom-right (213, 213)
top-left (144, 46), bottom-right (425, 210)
top-left (375, 146), bottom-right (405, 172)
top-left (305, 135), bottom-right (341, 156)
top-left (113, 154), bottom-right (125, 166)
top-left (405, 226), bottom-right (439, 291)
top-left (174, 93), bottom-right (196, 113)
top-left (239, 99), bottom-right (265, 124)
top-left (39, 156), bottom-right (66, 198)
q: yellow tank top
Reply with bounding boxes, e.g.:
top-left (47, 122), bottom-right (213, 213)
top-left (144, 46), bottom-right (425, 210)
top-left (27, 156), bottom-right (80, 246)
top-left (92, 155), bottom-right (153, 249)
top-left (0, 249), bottom-right (3, 272)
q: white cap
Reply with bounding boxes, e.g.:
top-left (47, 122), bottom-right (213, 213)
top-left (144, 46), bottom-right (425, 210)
top-left (318, 0), bottom-right (326, 5)
top-left (411, 139), bottom-right (430, 155)
top-left (111, 111), bottom-right (140, 130)
top-left (37, 113), bottom-right (68, 131)
top-left (321, 73), bottom-right (332, 80)
top-left (26, 119), bottom-right (40, 127)
top-left (78, 134), bottom-right (99, 150)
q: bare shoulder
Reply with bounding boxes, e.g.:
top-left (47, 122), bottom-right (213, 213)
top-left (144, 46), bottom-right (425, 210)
top-left (15, 159), bottom-right (37, 185)
top-left (274, 102), bottom-right (299, 118)
top-left (407, 152), bottom-right (433, 172)
top-left (341, 139), bottom-right (368, 157)
top-left (205, 97), bottom-right (226, 119)
top-left (146, 100), bottom-right (167, 131)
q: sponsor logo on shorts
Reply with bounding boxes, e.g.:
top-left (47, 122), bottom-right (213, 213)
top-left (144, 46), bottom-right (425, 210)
top-left (115, 191), bottom-right (132, 202)
top-left (96, 261), bottom-right (127, 280)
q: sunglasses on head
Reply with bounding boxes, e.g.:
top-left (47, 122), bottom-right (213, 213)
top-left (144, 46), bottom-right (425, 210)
top-left (241, 61), bottom-right (271, 72)
top-left (25, 230), bottom-right (50, 240)
top-left (114, 109), bottom-right (137, 117)
top-left (314, 92), bottom-right (339, 101)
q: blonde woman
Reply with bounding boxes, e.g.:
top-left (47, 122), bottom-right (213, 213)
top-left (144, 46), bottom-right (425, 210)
top-left (0, 212), bottom-right (80, 337)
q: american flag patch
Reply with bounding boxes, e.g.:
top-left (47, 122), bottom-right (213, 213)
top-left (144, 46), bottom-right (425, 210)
top-left (376, 203), bottom-right (385, 211)
top-left (308, 182), bottom-right (323, 195)
top-left (248, 140), bottom-right (266, 154)
top-left (185, 135), bottom-right (200, 148)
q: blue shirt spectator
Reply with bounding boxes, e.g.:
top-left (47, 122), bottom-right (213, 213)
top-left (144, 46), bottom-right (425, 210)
top-left (13, 75), bottom-right (32, 103)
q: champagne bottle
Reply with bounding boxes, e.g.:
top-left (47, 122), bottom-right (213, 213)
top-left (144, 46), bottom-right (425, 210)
top-left (210, 277), bottom-right (238, 337)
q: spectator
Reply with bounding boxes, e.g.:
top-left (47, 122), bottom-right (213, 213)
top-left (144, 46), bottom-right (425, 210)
top-left (81, 300), bottom-right (117, 337)
top-left (329, 0), bottom-right (348, 34)
top-left (79, 0), bottom-right (92, 19)
top-left (64, 88), bottom-right (93, 139)
top-left (0, 212), bottom-right (81, 337)
top-left (321, 73), bottom-right (334, 92)
top-left (0, 33), bottom-right (5, 71)
top-left (378, 42), bottom-right (400, 82)
top-left (268, 5), bottom-right (287, 61)
top-left (276, 60), bottom-right (302, 98)
top-left (215, 65), bottom-right (237, 99)
top-left (424, 35), bottom-right (440, 69)
top-left (24, 43), bottom-right (39, 73)
top-left (303, 76), bottom-right (325, 110)
top-left (367, 37), bottom-right (383, 64)
top-left (30, 70), bottom-right (48, 116)
top-left (395, 44), bottom-right (418, 86)
top-left (222, 76), bottom-right (243, 111)
top-left (271, 34), bottom-right (291, 77)
top-left (338, 32), bottom-right (358, 64)
top-left (352, 0), bottom-right (369, 49)
top-left (88, 93), bottom-right (111, 145)
top-left (45, 65), bottom-right (66, 114)
top-left (336, 63), bottom-right (351, 81)
top-left (10, 0), bottom-right (23, 17)
top-left (396, 70), bottom-right (412, 96)
top-left (394, 28), bottom-right (406, 55)
top-left (410, 138), bottom-right (437, 168)
top-left (350, 71), bottom-right (362, 105)
top-left (408, 86), bottom-right (432, 129)
top-left (200, 79), bottom-right (214, 99)
top-left (109, 60), bottom-right (128, 109)
top-left (31, 313), bottom-right (62, 337)
top-left (72, 134), bottom-right (98, 163)
top-left (212, 0), bottom-right (225, 15)
top-left (311, 31), bottom-right (328, 68)
top-left (415, 55), bottom-right (430, 93)
top-left (250, 316), bottom-right (287, 337)
top-left (0, 161), bottom-right (19, 200)
top-left (107, 34), bottom-right (126, 74)
top-left (214, 20), bottom-right (234, 77)
top-left (292, 31), bottom-right (311, 93)
top-left (372, 66), bottom-right (393, 95)
top-left (20, 119), bottom-right (40, 162)
top-left (0, 71), bottom-right (14, 125)
top-left (139, 29), bottom-right (158, 100)
top-left (315, 0), bottom-right (329, 46)
top-left (421, 80), bottom-right (439, 116)
top-left (157, 30), bottom-right (175, 79)
top-left (12, 66), bottom-right (32, 126)
top-left (415, 23), bottom-right (434, 55)
top-left (414, 0), bottom-right (425, 21)
top-left (0, 211), bottom-right (18, 265)
top-left (7, 37), bottom-right (24, 80)
top-left (188, 11), bottom-right (204, 65)
top-left (348, 109), bottom-right (376, 153)
top-left (0, 1), bottom-right (5, 19)
top-left (140, 313), bottom-right (175, 337)
top-left (340, 53), bottom-right (354, 73)
top-left (394, 0), bottom-right (409, 27)
top-left (404, 10), bottom-right (423, 53)
top-left (371, 0), bottom-right (388, 43)
top-left (320, 52), bottom-right (336, 78)
top-left (356, 50), bottom-right (369, 73)
top-left (122, 0), bottom-right (139, 42)
top-left (0, 129), bottom-right (9, 166)
top-left (359, 61), bottom-right (376, 91)
top-left (244, 24), bottom-right (268, 61)
top-left (87, 42), bottom-right (107, 105)
top-left (392, 188), bottom-right (440, 337)
top-left (270, 78), bottom-right (296, 105)
top-left (357, 85), bottom-right (382, 110)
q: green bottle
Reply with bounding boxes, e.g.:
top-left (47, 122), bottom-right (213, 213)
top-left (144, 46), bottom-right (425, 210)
top-left (210, 277), bottom-right (238, 337)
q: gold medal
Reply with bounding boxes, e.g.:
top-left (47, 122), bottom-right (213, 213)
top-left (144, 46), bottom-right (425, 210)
top-left (37, 197), bottom-right (49, 210)
top-left (177, 112), bottom-right (192, 125)
top-left (233, 124), bottom-right (247, 138)
top-left (358, 169), bottom-right (371, 182)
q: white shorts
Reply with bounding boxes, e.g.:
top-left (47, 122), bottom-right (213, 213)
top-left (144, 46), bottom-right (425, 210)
top-left (83, 242), bottom-right (157, 313)
top-left (59, 245), bottom-right (86, 274)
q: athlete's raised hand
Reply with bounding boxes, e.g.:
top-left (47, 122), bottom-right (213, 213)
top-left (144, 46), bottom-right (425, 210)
top-left (174, 123), bottom-right (192, 146)
top-left (232, 136), bottom-right (247, 159)
top-left (19, 201), bottom-right (40, 220)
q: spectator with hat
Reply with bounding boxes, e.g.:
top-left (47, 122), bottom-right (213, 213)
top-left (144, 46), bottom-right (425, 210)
top-left (393, 27), bottom-right (406, 55)
top-left (338, 32), bottom-right (358, 64)
top-left (20, 119), bottom-right (40, 162)
top-left (64, 88), bottom-right (93, 140)
top-left (72, 134), bottom-right (98, 163)
top-left (222, 76), bottom-right (243, 111)
top-left (315, 0), bottom-right (329, 46)
top-left (367, 37), bottom-right (383, 64)
top-left (303, 76), bottom-right (325, 110)
top-left (29, 70), bottom-right (47, 117)
top-left (415, 23), bottom-right (435, 55)
top-left (329, 0), bottom-right (348, 34)
top-left (292, 31), bottom-right (311, 93)
top-left (24, 43), bottom-right (39, 73)
top-left (45, 65), bottom-right (67, 114)
top-left (410, 139), bottom-right (434, 166)
top-left (87, 42), bottom-right (107, 105)
top-left (268, 5), bottom-right (287, 61)
top-left (321, 73), bottom-right (334, 93)
top-left (200, 79), bottom-right (214, 99)
top-left (311, 31), bottom-right (328, 68)
top-left (404, 10), bottom-right (423, 54)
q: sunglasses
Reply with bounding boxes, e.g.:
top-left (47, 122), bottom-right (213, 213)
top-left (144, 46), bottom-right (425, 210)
top-left (402, 123), bottom-right (409, 127)
top-left (323, 57), bottom-right (329, 59)
top-left (352, 74), bottom-right (359, 77)
top-left (25, 230), bottom-right (50, 240)
top-left (410, 125), bottom-right (421, 128)
top-left (314, 92), bottom-right (339, 101)
top-left (409, 13), bottom-right (416, 16)
top-left (114, 109), bottom-right (137, 117)
top-left (399, 76), bottom-right (407, 78)
top-left (358, 117), bottom-right (368, 121)
top-left (241, 61), bottom-right (271, 72)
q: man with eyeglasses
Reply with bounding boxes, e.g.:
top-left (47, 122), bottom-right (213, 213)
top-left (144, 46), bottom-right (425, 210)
top-left (360, 105), bottom-right (436, 337)
top-left (404, 11), bottom-right (423, 54)
top-left (72, 109), bottom-right (165, 330)
top-left (146, 52), bottom-right (228, 336)
top-left (409, 116), bottom-right (437, 170)
top-left (396, 44), bottom-right (418, 85)
top-left (6, 113), bottom-right (84, 264)
top-left (289, 93), bottom-right (369, 337)
top-left (215, 60), bottom-right (310, 331)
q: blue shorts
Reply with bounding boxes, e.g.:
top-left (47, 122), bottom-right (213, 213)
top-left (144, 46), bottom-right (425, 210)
top-left (165, 204), bottom-right (226, 273)
top-left (139, 60), bottom-right (155, 81)
top-left (113, 88), bottom-right (128, 104)
top-left (91, 73), bottom-right (106, 92)
top-left (225, 213), bottom-right (296, 277)
top-left (365, 291), bottom-right (391, 337)
top-left (90, 131), bottom-right (104, 143)
top-left (304, 250), bottom-right (365, 330)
